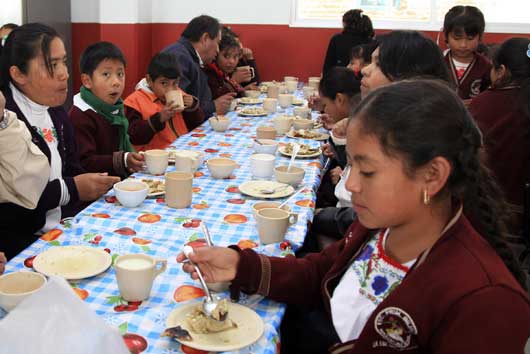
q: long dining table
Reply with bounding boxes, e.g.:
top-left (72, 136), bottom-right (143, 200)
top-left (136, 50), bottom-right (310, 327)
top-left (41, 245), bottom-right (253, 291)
top-left (2, 87), bottom-right (326, 353)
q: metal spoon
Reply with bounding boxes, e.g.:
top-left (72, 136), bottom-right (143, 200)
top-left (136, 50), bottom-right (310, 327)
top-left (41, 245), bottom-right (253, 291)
top-left (182, 246), bottom-right (226, 321)
top-left (287, 143), bottom-right (300, 172)
top-left (200, 221), bottom-right (214, 247)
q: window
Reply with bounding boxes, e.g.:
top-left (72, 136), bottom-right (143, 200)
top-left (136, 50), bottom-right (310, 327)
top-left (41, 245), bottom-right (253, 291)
top-left (290, 0), bottom-right (530, 33)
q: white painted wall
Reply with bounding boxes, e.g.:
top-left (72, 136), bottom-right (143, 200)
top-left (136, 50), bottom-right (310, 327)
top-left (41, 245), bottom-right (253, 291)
top-left (71, 0), bottom-right (291, 24)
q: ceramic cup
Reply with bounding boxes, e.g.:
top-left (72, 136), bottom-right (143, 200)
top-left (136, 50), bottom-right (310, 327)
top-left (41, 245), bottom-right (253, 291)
top-left (172, 150), bottom-right (204, 173)
top-left (263, 98), bottom-right (278, 113)
top-left (144, 149), bottom-right (169, 175)
top-left (114, 180), bottom-right (148, 208)
top-left (250, 153), bottom-right (275, 178)
top-left (256, 126), bottom-right (277, 140)
top-left (308, 77), bottom-right (321, 90)
top-left (273, 115), bottom-right (293, 135)
top-left (278, 94), bottom-right (293, 108)
top-left (286, 80), bottom-right (298, 93)
top-left (293, 107), bottom-right (311, 119)
top-left (284, 76), bottom-right (298, 82)
top-left (237, 65), bottom-right (255, 79)
top-left (208, 116), bottom-right (231, 132)
top-left (0, 271), bottom-right (47, 312)
top-left (165, 90), bottom-right (184, 109)
top-left (255, 208), bottom-right (298, 244)
top-left (165, 171), bottom-right (193, 208)
top-left (267, 84), bottom-right (280, 99)
top-left (251, 201), bottom-right (291, 218)
top-left (302, 86), bottom-right (315, 99)
top-left (114, 254), bottom-right (167, 302)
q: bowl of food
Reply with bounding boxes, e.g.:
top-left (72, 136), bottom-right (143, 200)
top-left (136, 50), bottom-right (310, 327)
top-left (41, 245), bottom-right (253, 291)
top-left (244, 90), bottom-right (261, 99)
top-left (113, 180), bottom-right (149, 208)
top-left (274, 165), bottom-right (305, 186)
top-left (292, 118), bottom-right (314, 130)
top-left (208, 115), bottom-right (230, 132)
top-left (0, 271), bottom-right (47, 312)
top-left (206, 158), bottom-right (238, 179)
top-left (253, 139), bottom-right (278, 155)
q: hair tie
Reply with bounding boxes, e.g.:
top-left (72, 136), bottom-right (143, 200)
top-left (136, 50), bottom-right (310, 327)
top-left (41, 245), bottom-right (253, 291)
top-left (526, 43), bottom-right (530, 59)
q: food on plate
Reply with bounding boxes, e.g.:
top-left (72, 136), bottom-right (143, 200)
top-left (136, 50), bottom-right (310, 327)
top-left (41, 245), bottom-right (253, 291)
top-left (186, 299), bottom-right (237, 334)
top-left (284, 143), bottom-right (320, 155)
top-left (161, 325), bottom-right (193, 341)
top-left (239, 97), bottom-right (261, 104)
top-left (239, 107), bottom-right (266, 116)
top-left (290, 129), bottom-right (326, 140)
top-left (141, 179), bottom-right (165, 194)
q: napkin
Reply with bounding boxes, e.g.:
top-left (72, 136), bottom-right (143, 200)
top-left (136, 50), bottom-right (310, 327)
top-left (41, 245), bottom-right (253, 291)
top-left (0, 276), bottom-right (129, 354)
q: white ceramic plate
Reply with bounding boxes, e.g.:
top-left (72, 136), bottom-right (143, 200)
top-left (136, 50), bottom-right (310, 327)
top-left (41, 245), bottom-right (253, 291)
top-left (239, 98), bottom-right (263, 105)
top-left (278, 145), bottom-right (322, 158)
top-left (139, 178), bottom-right (165, 197)
top-left (165, 302), bottom-right (264, 352)
top-left (33, 246), bottom-right (112, 280)
top-left (286, 130), bottom-right (330, 141)
top-left (239, 180), bottom-right (295, 199)
top-left (238, 108), bottom-right (268, 117)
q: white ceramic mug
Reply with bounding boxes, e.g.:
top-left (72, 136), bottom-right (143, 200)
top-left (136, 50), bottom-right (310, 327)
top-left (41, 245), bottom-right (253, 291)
top-left (302, 86), bottom-right (315, 99)
top-left (250, 153), bottom-right (275, 178)
top-left (273, 115), bottom-right (293, 135)
top-left (165, 90), bottom-right (184, 109)
top-left (263, 98), bottom-right (278, 113)
top-left (293, 107), bottom-right (311, 119)
top-left (308, 77), bottom-right (320, 90)
top-left (114, 254), bottom-right (167, 302)
top-left (165, 171), bottom-right (193, 208)
top-left (237, 65), bottom-right (255, 79)
top-left (278, 94), bottom-right (293, 108)
top-left (267, 84), bottom-right (280, 99)
top-left (144, 149), bottom-right (169, 175)
top-left (286, 80), bottom-right (298, 93)
top-left (255, 208), bottom-right (298, 244)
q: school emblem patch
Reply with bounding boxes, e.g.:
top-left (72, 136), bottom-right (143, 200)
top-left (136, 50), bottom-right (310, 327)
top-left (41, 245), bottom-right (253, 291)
top-left (374, 307), bottom-right (418, 351)
top-left (470, 79), bottom-right (483, 97)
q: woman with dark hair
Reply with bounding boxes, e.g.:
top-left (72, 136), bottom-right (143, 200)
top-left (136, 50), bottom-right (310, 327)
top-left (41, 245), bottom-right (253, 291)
top-left (204, 31), bottom-right (248, 99)
top-left (178, 80), bottom-right (530, 354)
top-left (469, 37), bottom-right (530, 235)
top-left (0, 23), bottom-right (119, 259)
top-left (322, 9), bottom-right (374, 75)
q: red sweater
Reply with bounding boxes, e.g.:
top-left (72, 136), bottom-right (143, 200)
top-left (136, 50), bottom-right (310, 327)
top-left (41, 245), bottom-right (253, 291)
top-left (444, 51), bottom-right (491, 100)
top-left (69, 95), bottom-right (129, 177)
top-left (232, 211), bottom-right (530, 353)
top-left (469, 87), bottom-right (530, 233)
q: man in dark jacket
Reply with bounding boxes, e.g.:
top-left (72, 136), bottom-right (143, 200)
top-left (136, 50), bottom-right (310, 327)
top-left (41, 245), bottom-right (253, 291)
top-left (163, 15), bottom-right (234, 118)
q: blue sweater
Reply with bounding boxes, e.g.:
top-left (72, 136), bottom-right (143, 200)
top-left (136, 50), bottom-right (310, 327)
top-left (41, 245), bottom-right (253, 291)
top-left (163, 37), bottom-right (215, 118)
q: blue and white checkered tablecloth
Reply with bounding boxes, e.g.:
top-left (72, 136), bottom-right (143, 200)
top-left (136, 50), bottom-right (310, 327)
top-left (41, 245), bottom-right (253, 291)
top-left (3, 91), bottom-right (326, 354)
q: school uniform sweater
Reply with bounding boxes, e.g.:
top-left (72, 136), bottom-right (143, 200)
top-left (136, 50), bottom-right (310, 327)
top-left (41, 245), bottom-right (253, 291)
top-left (444, 51), bottom-right (491, 100)
top-left (469, 87), bottom-right (530, 234)
top-left (230, 211), bottom-right (530, 353)
top-left (322, 32), bottom-right (373, 75)
top-left (69, 94), bottom-right (129, 177)
top-left (203, 63), bottom-right (245, 100)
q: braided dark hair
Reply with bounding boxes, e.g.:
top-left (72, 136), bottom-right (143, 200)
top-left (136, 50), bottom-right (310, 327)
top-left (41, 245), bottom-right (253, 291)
top-left (352, 79), bottom-right (527, 289)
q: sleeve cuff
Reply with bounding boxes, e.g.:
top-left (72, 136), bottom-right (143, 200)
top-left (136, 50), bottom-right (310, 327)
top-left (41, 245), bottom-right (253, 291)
top-left (59, 178), bottom-right (71, 206)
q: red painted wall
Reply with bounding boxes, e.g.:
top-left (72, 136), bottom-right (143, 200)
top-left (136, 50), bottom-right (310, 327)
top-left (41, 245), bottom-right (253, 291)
top-left (72, 23), bottom-right (528, 96)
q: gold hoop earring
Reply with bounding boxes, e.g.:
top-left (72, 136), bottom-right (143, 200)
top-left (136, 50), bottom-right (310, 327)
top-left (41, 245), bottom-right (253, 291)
top-left (423, 189), bottom-right (431, 205)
